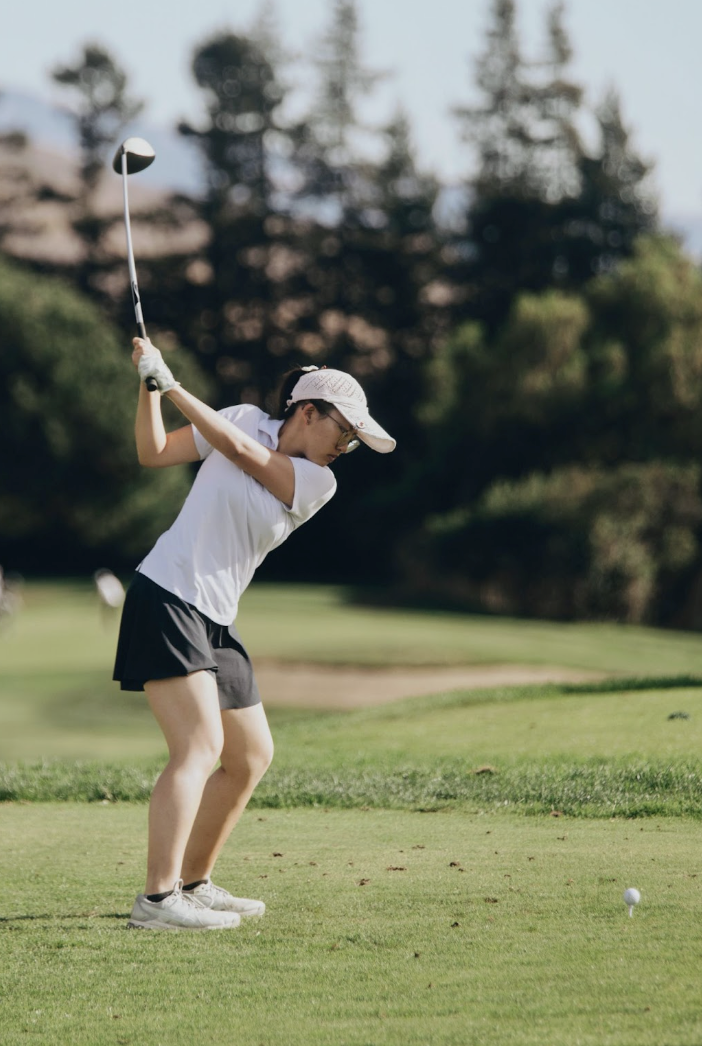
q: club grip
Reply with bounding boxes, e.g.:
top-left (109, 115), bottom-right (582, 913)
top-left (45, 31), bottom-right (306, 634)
top-left (137, 321), bottom-right (158, 392)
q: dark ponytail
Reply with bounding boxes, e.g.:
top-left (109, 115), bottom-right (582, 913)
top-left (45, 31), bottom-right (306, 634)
top-left (275, 366), bottom-right (307, 419)
top-left (274, 366), bottom-right (333, 420)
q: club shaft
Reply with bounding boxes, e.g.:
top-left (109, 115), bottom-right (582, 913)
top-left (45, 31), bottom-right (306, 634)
top-left (121, 153), bottom-right (144, 325)
top-left (120, 153), bottom-right (156, 390)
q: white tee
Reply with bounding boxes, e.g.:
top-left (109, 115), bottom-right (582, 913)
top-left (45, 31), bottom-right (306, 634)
top-left (138, 403), bottom-right (337, 624)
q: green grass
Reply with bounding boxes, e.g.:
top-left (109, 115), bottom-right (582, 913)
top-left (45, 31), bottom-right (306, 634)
top-left (4, 582), bottom-right (702, 1042)
top-left (238, 584), bottom-right (702, 673)
top-left (268, 678), bottom-right (702, 766)
top-left (3, 679), bottom-right (702, 817)
top-left (2, 579), bottom-right (702, 761)
top-left (5, 755), bottom-right (702, 818)
top-left (2, 804), bottom-right (702, 1046)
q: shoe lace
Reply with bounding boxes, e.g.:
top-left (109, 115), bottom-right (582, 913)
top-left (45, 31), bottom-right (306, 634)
top-left (173, 878), bottom-right (208, 909)
top-left (206, 882), bottom-right (230, 902)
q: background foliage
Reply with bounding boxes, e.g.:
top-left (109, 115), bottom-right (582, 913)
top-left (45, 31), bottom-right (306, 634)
top-left (2, 0), bottom-right (700, 625)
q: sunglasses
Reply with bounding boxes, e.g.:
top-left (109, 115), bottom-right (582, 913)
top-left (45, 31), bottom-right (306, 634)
top-left (318, 409), bottom-right (361, 453)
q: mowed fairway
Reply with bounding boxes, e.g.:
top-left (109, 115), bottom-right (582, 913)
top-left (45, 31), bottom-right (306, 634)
top-left (270, 683), bottom-right (702, 767)
top-left (2, 580), bottom-right (702, 761)
top-left (2, 581), bottom-right (702, 1044)
top-left (2, 804), bottom-right (702, 1046)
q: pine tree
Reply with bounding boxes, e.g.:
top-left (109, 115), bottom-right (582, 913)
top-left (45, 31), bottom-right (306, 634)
top-left (565, 89), bottom-right (657, 281)
top-left (455, 0), bottom-right (537, 197)
top-left (51, 43), bottom-right (143, 295)
top-left (274, 0), bottom-right (390, 386)
top-left (453, 0), bottom-right (654, 329)
top-left (250, 0), bottom-right (290, 74)
top-left (172, 31), bottom-right (296, 403)
top-left (349, 108), bottom-right (443, 450)
top-left (301, 0), bottom-right (385, 223)
top-left (530, 1), bottom-right (583, 202)
top-left (452, 0), bottom-right (554, 329)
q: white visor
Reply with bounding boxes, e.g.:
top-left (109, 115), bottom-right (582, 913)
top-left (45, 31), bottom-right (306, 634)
top-left (287, 368), bottom-right (396, 453)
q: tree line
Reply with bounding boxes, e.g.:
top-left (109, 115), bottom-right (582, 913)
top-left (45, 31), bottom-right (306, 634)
top-left (3, 0), bottom-right (701, 628)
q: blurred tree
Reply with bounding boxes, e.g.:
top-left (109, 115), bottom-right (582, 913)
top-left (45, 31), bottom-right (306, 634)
top-left (311, 110), bottom-right (445, 580)
top-left (302, 0), bottom-right (385, 222)
top-left (165, 30), bottom-right (298, 403)
top-left (399, 236), bottom-right (702, 624)
top-left (51, 43), bottom-right (144, 297)
top-left (250, 0), bottom-right (294, 82)
top-left (453, 0), bottom-right (655, 330)
top-left (275, 1), bottom-right (446, 578)
top-left (289, 2), bottom-right (435, 391)
top-left (530, 0), bottom-right (583, 202)
top-left (414, 288), bottom-right (589, 519)
top-left (277, 4), bottom-right (454, 583)
top-left (285, 0), bottom-right (388, 356)
top-left (564, 89), bottom-right (657, 283)
top-left (401, 462), bottom-right (702, 624)
top-left (455, 0), bottom-right (537, 196)
top-left (151, 14), bottom-right (446, 585)
top-left (342, 109), bottom-right (444, 453)
top-left (0, 256), bottom-right (210, 573)
top-left (296, 108), bottom-right (442, 413)
top-left (0, 94), bottom-right (65, 254)
top-left (583, 235), bottom-right (702, 462)
top-left (453, 0), bottom-right (582, 328)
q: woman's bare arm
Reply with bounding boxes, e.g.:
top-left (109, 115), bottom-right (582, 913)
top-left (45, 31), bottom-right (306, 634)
top-left (131, 337), bottom-right (295, 505)
top-left (134, 374), bottom-right (200, 468)
top-left (165, 384), bottom-right (295, 507)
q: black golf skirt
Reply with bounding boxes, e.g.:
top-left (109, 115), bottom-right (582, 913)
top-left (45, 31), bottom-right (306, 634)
top-left (113, 572), bottom-right (261, 710)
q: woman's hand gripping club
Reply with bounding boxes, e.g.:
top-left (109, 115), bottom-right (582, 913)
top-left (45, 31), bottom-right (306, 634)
top-left (132, 338), bottom-right (178, 394)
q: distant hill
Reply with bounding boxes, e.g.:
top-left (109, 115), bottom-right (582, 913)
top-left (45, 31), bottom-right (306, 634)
top-left (0, 89), bottom-right (206, 265)
top-left (0, 88), bottom-right (203, 194)
top-left (1, 87), bottom-right (700, 259)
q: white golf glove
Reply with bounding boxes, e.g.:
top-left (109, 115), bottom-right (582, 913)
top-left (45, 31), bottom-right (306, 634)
top-left (137, 353), bottom-right (178, 394)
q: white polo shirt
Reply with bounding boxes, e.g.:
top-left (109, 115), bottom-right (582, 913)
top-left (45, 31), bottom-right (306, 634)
top-left (138, 403), bottom-right (337, 624)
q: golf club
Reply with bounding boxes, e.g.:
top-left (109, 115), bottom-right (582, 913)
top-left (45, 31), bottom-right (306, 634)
top-left (112, 137), bottom-right (158, 391)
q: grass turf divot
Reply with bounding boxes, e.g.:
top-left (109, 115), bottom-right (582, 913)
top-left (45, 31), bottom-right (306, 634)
top-left (1, 804), bottom-right (702, 1046)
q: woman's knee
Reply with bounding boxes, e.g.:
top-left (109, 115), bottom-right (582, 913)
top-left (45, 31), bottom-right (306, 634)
top-left (254, 734), bottom-right (275, 778)
top-left (221, 733), bottom-right (274, 786)
top-left (146, 672), bottom-right (224, 767)
top-left (166, 723), bottom-right (225, 772)
top-left (167, 741), bottom-right (222, 777)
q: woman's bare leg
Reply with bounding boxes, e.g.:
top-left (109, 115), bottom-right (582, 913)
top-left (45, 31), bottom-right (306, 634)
top-left (143, 671), bottom-right (224, 894)
top-left (180, 703), bottom-right (274, 884)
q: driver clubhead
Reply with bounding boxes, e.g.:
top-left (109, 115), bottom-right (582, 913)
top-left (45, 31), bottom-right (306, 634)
top-left (112, 137), bottom-right (156, 175)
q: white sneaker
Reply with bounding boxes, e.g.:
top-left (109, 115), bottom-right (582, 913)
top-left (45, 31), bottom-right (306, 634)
top-left (127, 879), bottom-right (241, 931)
top-left (186, 878), bottom-right (266, 918)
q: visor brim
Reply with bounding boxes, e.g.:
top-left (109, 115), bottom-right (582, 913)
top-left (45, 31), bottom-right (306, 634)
top-left (338, 405), bottom-right (396, 454)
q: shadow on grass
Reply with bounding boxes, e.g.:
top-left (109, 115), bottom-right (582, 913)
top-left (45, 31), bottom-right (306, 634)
top-left (0, 912), bottom-right (129, 923)
top-left (560, 674), bottom-right (702, 695)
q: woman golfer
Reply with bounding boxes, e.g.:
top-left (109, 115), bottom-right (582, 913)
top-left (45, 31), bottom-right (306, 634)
top-left (114, 339), bottom-right (395, 930)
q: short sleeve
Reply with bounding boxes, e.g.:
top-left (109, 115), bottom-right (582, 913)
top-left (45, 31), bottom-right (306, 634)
top-left (288, 458), bottom-right (337, 524)
top-left (191, 404), bottom-right (252, 460)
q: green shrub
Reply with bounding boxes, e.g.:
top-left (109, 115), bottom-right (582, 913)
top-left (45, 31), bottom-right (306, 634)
top-left (0, 257), bottom-right (210, 569)
top-left (405, 462), bottom-right (701, 622)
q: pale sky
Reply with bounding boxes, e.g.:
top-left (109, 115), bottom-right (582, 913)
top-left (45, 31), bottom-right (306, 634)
top-left (4, 0), bottom-right (702, 223)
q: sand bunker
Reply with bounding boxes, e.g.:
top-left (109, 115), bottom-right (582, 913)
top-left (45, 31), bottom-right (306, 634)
top-left (255, 662), bottom-right (608, 710)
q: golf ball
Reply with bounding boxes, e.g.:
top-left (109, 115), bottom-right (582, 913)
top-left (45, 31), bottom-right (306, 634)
top-left (623, 888), bottom-right (641, 906)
